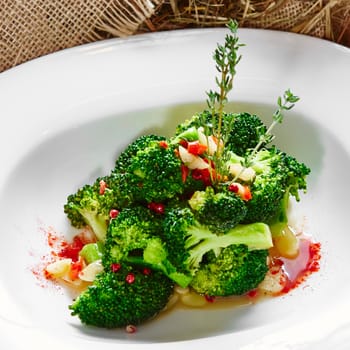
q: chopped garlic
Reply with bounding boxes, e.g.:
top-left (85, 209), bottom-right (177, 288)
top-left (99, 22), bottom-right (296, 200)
top-left (198, 129), bottom-right (217, 155)
top-left (174, 285), bottom-right (190, 295)
top-left (258, 268), bottom-right (287, 295)
top-left (181, 292), bottom-right (207, 307)
top-left (163, 293), bottom-right (179, 311)
top-left (45, 258), bottom-right (72, 278)
top-left (179, 145), bottom-right (209, 170)
top-left (229, 163), bottom-right (256, 182)
top-left (79, 260), bottom-right (104, 282)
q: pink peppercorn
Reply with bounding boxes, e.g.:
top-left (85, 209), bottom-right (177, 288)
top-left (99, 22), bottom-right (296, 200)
top-left (126, 325), bottom-right (137, 333)
top-left (109, 209), bottom-right (119, 219)
top-left (111, 263), bottom-right (121, 273)
top-left (125, 273), bottom-right (135, 284)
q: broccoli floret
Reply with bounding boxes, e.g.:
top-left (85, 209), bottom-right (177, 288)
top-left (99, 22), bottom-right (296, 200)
top-left (281, 151), bottom-right (310, 200)
top-left (242, 146), bottom-right (310, 224)
top-left (174, 111), bottom-right (267, 158)
top-left (103, 206), bottom-right (192, 288)
top-left (114, 134), bottom-right (166, 173)
top-left (63, 179), bottom-right (118, 242)
top-left (267, 152), bottom-right (310, 236)
top-left (103, 206), bottom-right (162, 264)
top-left (226, 112), bottom-right (268, 156)
top-left (69, 266), bottom-right (174, 328)
top-left (188, 186), bottom-right (247, 233)
top-left (174, 110), bottom-right (235, 141)
top-left (112, 138), bottom-right (185, 203)
top-left (162, 206), bottom-right (273, 278)
top-left (182, 169), bottom-right (208, 196)
top-left (190, 244), bottom-right (269, 296)
top-left (98, 172), bottom-right (136, 208)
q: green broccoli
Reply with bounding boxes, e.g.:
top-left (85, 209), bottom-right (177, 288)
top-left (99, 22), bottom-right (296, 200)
top-left (162, 206), bottom-right (273, 279)
top-left (63, 178), bottom-right (118, 242)
top-left (174, 111), bottom-right (267, 158)
top-left (226, 112), bottom-right (268, 156)
top-left (103, 205), bottom-right (162, 264)
top-left (64, 134), bottom-right (185, 233)
top-left (240, 146), bottom-right (310, 224)
top-left (190, 244), bottom-right (269, 296)
top-left (112, 137), bottom-right (185, 203)
top-left (266, 150), bottom-right (310, 237)
top-left (281, 151), bottom-right (310, 200)
top-left (69, 265), bottom-right (174, 328)
top-left (188, 186), bottom-right (247, 233)
top-left (114, 134), bottom-right (166, 173)
top-left (103, 206), bottom-right (192, 288)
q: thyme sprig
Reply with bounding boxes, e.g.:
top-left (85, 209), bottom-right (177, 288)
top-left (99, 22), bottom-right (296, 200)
top-left (206, 19), bottom-right (244, 148)
top-left (243, 89), bottom-right (300, 169)
top-left (231, 89), bottom-right (300, 183)
top-left (204, 20), bottom-right (299, 187)
top-left (205, 20), bottom-right (244, 184)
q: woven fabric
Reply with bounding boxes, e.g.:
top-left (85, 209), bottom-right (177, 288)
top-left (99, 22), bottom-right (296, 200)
top-left (0, 0), bottom-right (161, 72)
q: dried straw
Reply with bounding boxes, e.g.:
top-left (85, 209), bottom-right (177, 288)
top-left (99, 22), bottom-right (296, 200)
top-left (137, 0), bottom-right (350, 46)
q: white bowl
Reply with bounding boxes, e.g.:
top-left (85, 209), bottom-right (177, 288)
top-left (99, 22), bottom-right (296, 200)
top-left (0, 28), bottom-right (349, 349)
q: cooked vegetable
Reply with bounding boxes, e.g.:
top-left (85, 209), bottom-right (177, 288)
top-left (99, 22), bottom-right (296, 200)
top-left (190, 244), bottom-right (269, 296)
top-left (63, 180), bottom-right (118, 242)
top-left (102, 206), bottom-right (192, 288)
top-left (161, 205), bottom-right (273, 279)
top-left (188, 186), bottom-right (247, 233)
top-left (69, 266), bottom-right (174, 328)
top-left (241, 146), bottom-right (310, 224)
top-left (57, 20), bottom-right (313, 330)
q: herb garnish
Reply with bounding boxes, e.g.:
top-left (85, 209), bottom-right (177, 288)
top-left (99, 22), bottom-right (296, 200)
top-left (206, 19), bottom-right (244, 145)
top-left (206, 20), bottom-right (300, 184)
top-left (242, 89), bottom-right (300, 170)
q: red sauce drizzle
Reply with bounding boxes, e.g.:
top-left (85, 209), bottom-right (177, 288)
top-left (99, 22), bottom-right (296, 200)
top-left (271, 238), bottom-right (321, 295)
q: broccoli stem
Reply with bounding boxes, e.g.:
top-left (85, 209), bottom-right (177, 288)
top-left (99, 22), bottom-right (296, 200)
top-left (125, 238), bottom-right (193, 288)
top-left (269, 190), bottom-right (290, 237)
top-left (78, 210), bottom-right (108, 242)
top-left (187, 222), bottom-right (273, 269)
top-left (79, 242), bottom-right (104, 264)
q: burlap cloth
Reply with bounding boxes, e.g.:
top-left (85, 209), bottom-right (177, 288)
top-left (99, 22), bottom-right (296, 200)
top-left (1, 0), bottom-right (349, 73)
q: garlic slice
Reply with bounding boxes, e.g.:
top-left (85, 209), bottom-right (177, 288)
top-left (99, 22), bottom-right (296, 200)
top-left (229, 163), bottom-right (256, 182)
top-left (79, 260), bottom-right (104, 282)
top-left (198, 129), bottom-right (217, 155)
top-left (179, 145), bottom-right (209, 170)
top-left (45, 258), bottom-right (72, 278)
